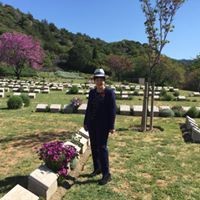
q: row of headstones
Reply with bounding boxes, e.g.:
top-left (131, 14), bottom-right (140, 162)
top-left (0, 78), bottom-right (182, 92)
top-left (1, 127), bottom-right (90, 200)
top-left (0, 79), bottom-right (94, 90)
top-left (35, 104), bottom-right (200, 116)
top-left (181, 116), bottom-right (200, 143)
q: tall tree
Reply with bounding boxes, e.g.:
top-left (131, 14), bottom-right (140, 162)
top-left (0, 32), bottom-right (44, 79)
top-left (107, 54), bottom-right (133, 81)
top-left (140, 0), bottom-right (185, 131)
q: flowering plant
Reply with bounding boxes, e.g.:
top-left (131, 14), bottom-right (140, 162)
top-left (37, 141), bottom-right (78, 177)
top-left (70, 97), bottom-right (82, 112)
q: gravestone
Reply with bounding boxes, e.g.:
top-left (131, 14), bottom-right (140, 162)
top-left (36, 104), bottom-right (48, 112)
top-left (0, 92), bottom-right (4, 98)
top-left (28, 93), bottom-right (36, 99)
top-left (50, 104), bottom-right (62, 113)
top-left (177, 96), bottom-right (186, 101)
top-left (28, 165), bottom-right (58, 200)
top-left (78, 127), bottom-right (90, 139)
top-left (13, 92), bottom-right (21, 96)
top-left (191, 126), bottom-right (200, 142)
top-left (133, 105), bottom-right (143, 116)
top-left (148, 106), bottom-right (159, 117)
top-left (74, 133), bottom-right (88, 154)
top-left (120, 105), bottom-right (131, 115)
top-left (77, 103), bottom-right (87, 114)
top-left (159, 106), bottom-right (170, 111)
top-left (1, 184), bottom-right (39, 200)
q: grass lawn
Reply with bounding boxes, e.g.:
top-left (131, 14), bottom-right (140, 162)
top-left (61, 116), bottom-right (200, 200)
top-left (0, 86), bottom-right (200, 199)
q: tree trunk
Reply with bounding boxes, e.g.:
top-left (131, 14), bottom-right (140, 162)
top-left (150, 82), bottom-right (155, 131)
top-left (14, 65), bottom-right (22, 80)
top-left (141, 81), bottom-right (149, 132)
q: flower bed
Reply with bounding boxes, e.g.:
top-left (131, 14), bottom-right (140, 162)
top-left (37, 141), bottom-right (78, 177)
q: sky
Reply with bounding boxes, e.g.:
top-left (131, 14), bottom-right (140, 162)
top-left (1, 0), bottom-right (200, 60)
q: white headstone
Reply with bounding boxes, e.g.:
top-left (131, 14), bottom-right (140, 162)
top-left (120, 105), bottom-right (131, 115)
top-left (36, 104), bottom-right (48, 112)
top-left (1, 184), bottom-right (39, 200)
top-left (77, 103), bottom-right (87, 114)
top-left (133, 105), bottom-right (143, 116)
top-left (28, 165), bottom-right (58, 200)
top-left (50, 104), bottom-right (61, 113)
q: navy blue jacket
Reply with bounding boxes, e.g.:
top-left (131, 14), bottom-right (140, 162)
top-left (84, 87), bottom-right (116, 132)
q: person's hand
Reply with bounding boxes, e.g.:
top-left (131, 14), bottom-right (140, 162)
top-left (109, 129), bottom-right (115, 134)
top-left (84, 125), bottom-right (88, 132)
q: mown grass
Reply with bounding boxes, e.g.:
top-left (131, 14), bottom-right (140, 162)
top-left (0, 84), bottom-right (200, 199)
top-left (62, 116), bottom-right (200, 200)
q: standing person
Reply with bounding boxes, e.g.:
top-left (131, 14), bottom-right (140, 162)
top-left (84, 68), bottom-right (116, 185)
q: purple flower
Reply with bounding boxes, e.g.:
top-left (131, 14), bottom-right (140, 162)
top-left (37, 140), bottom-right (78, 177)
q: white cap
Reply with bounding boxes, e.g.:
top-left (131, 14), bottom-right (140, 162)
top-left (93, 68), bottom-right (105, 77)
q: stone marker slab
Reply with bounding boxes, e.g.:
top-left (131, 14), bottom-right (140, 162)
top-left (154, 95), bottom-right (160, 100)
top-left (78, 127), bottom-right (90, 139)
top-left (79, 127), bottom-right (90, 146)
top-left (28, 93), bottom-right (36, 99)
top-left (148, 106), bottom-right (159, 117)
top-left (36, 104), bottom-right (48, 112)
top-left (41, 89), bottom-right (50, 94)
top-left (12, 88), bottom-right (20, 92)
top-left (1, 184), bottom-right (39, 200)
top-left (28, 165), bottom-right (58, 200)
top-left (182, 106), bottom-right (190, 112)
top-left (64, 141), bottom-right (81, 153)
top-left (50, 104), bottom-right (61, 113)
top-left (121, 94), bottom-right (129, 99)
top-left (0, 88), bottom-right (5, 92)
top-left (133, 105), bottom-right (143, 116)
top-left (122, 91), bottom-right (128, 95)
top-left (74, 133), bottom-right (88, 154)
top-left (159, 106), bottom-right (170, 111)
top-left (120, 105), bottom-right (131, 115)
top-left (0, 92), bottom-right (4, 98)
top-left (13, 92), bottom-right (21, 96)
top-left (192, 127), bottom-right (200, 142)
top-left (33, 89), bottom-right (41, 93)
top-left (77, 103), bottom-right (87, 114)
top-left (193, 92), bottom-right (200, 96)
top-left (178, 96), bottom-right (186, 101)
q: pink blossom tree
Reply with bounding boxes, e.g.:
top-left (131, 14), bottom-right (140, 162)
top-left (0, 32), bottom-right (44, 79)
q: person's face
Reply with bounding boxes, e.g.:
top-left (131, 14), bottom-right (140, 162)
top-left (94, 77), bottom-right (105, 88)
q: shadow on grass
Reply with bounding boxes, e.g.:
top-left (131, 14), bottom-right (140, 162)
top-left (59, 174), bottom-right (99, 189)
top-left (0, 131), bottom-right (73, 148)
top-left (0, 175), bottom-right (27, 195)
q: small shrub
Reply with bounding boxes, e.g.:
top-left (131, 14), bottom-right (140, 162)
top-left (186, 106), bottom-right (199, 118)
top-left (171, 105), bottom-right (185, 117)
top-left (7, 96), bottom-right (23, 109)
top-left (160, 89), bottom-right (167, 96)
top-left (20, 94), bottom-right (30, 107)
top-left (134, 90), bottom-right (139, 96)
top-left (68, 85), bottom-right (79, 94)
top-left (161, 93), bottom-right (174, 101)
top-left (159, 109), bottom-right (175, 117)
top-left (173, 91), bottom-right (180, 97)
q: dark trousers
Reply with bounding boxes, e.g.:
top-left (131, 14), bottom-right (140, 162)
top-left (89, 126), bottom-right (110, 176)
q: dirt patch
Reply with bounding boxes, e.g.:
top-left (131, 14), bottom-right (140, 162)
top-left (156, 179), bottom-right (168, 188)
top-left (130, 125), bottom-right (164, 132)
top-left (139, 173), bottom-right (152, 181)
